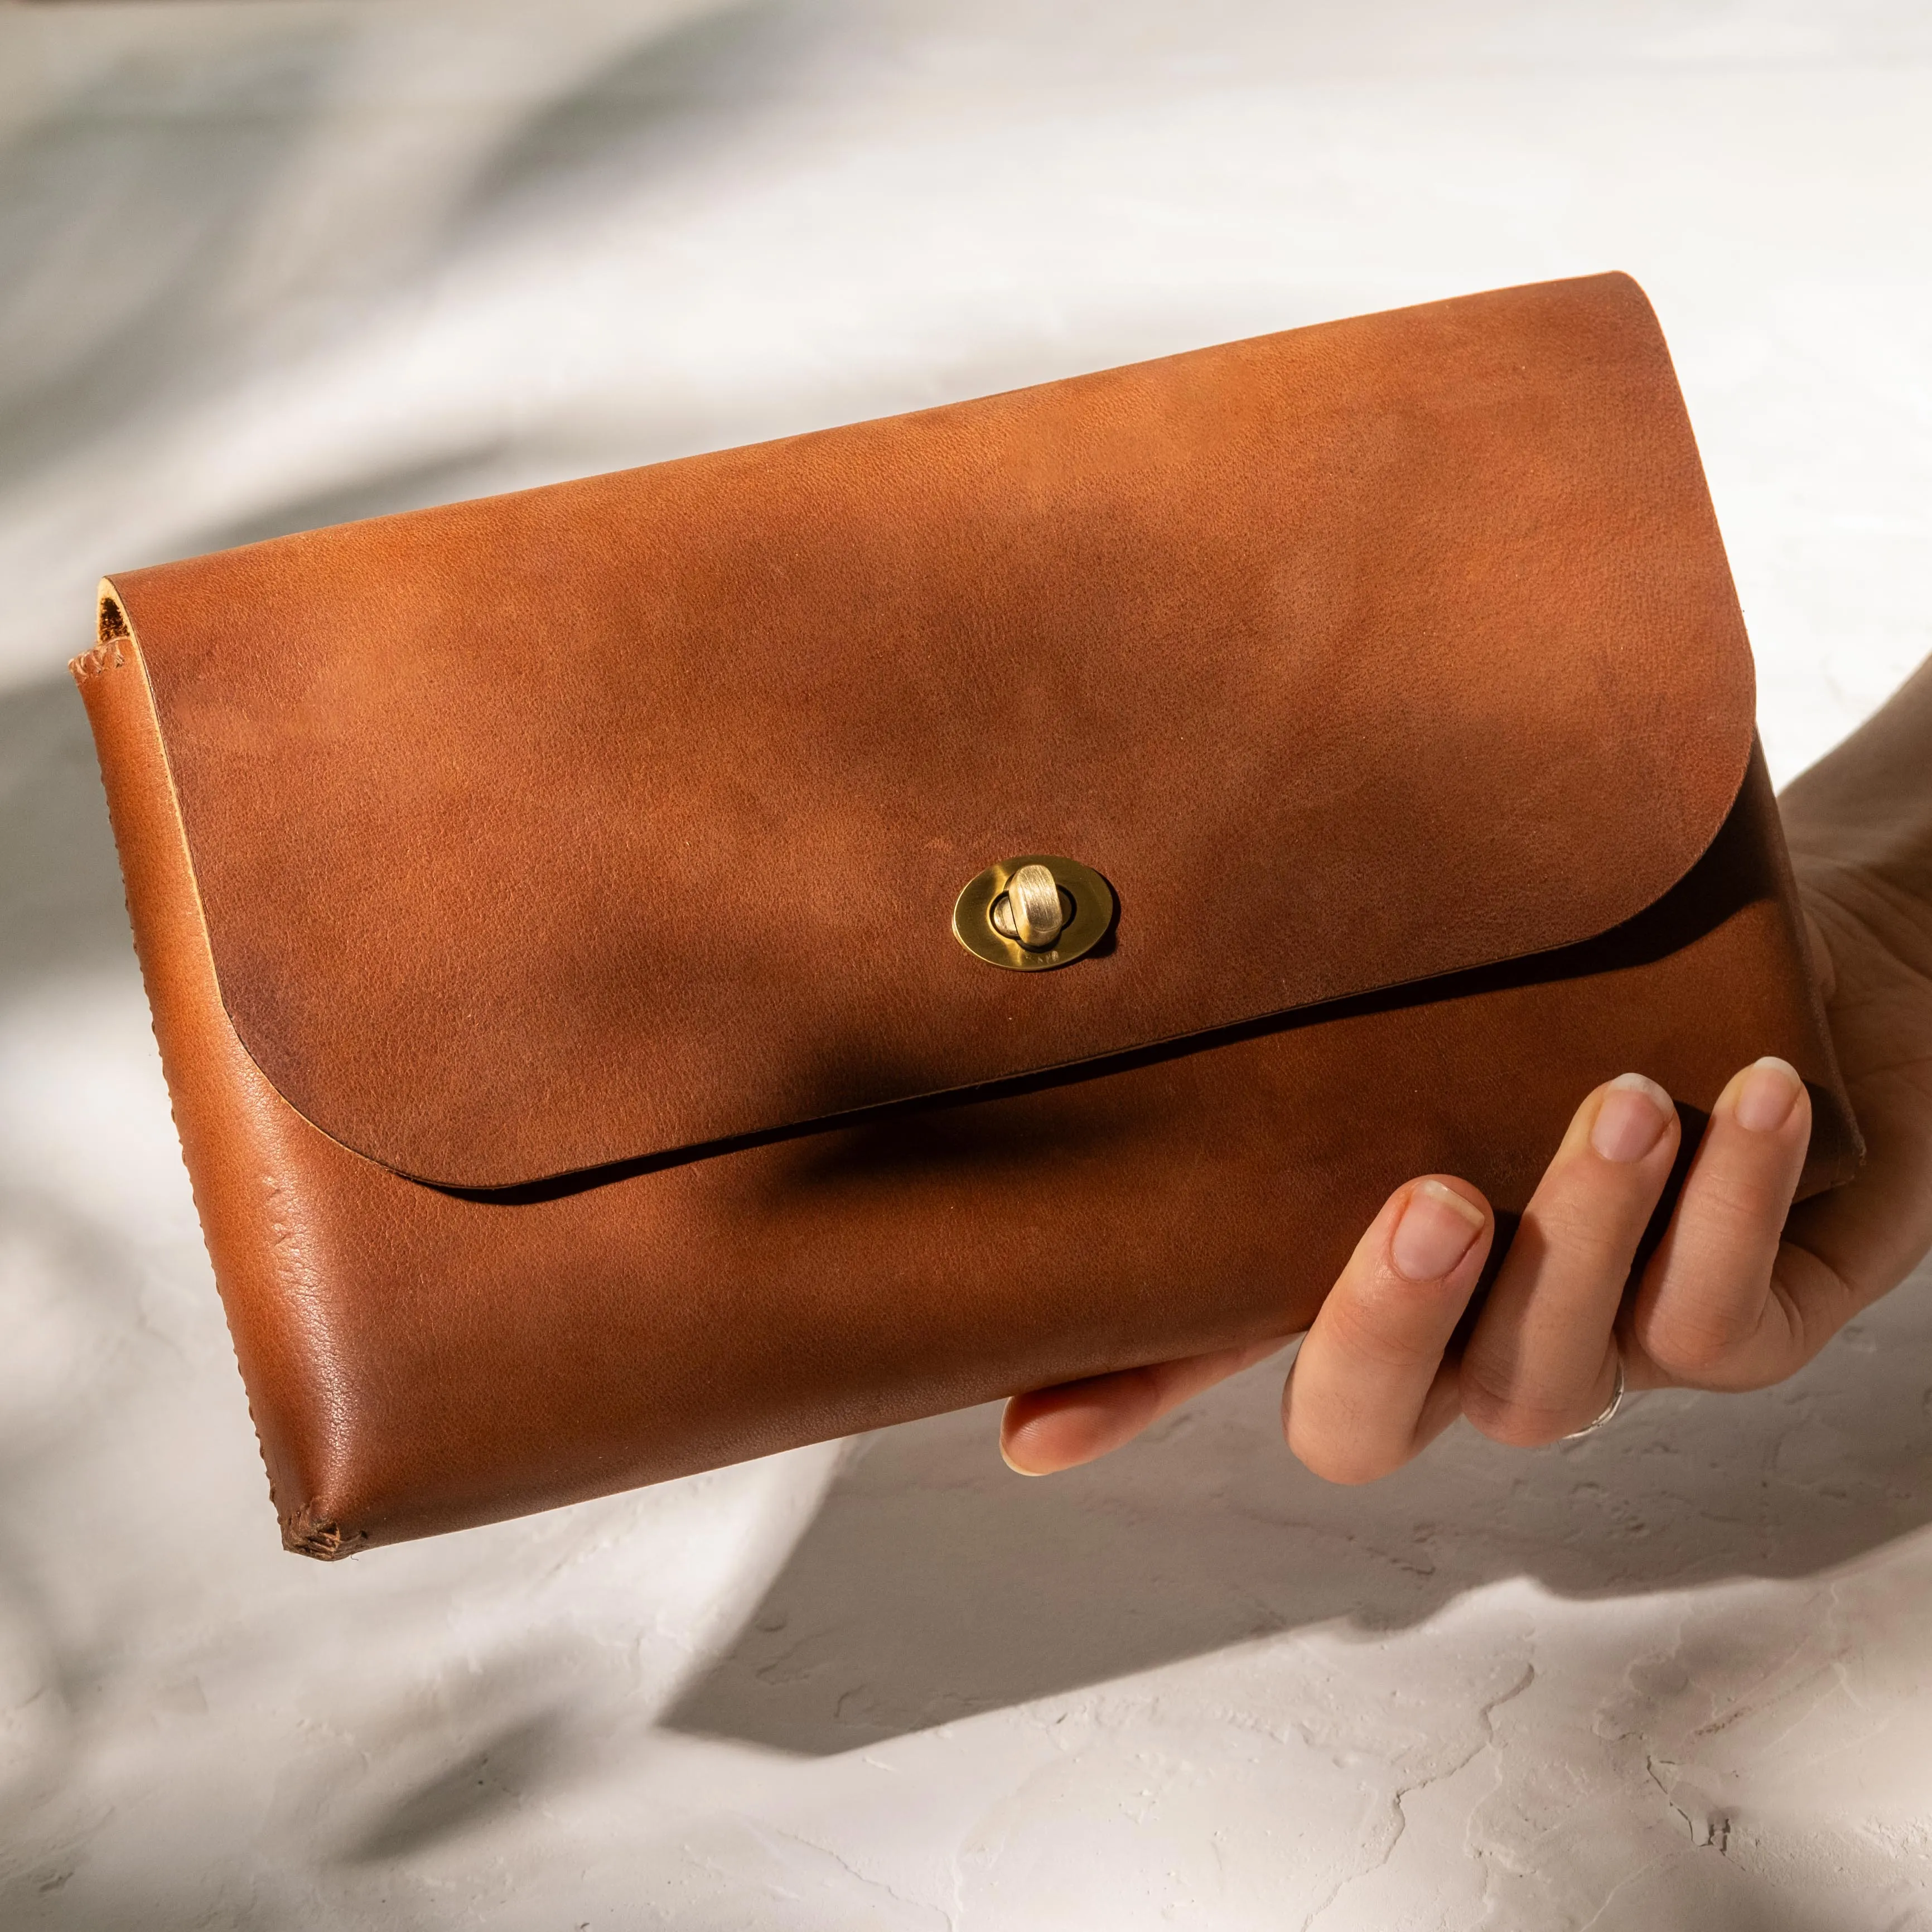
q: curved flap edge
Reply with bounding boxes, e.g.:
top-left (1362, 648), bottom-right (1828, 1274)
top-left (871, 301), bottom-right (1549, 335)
top-left (105, 272), bottom-right (1755, 1188)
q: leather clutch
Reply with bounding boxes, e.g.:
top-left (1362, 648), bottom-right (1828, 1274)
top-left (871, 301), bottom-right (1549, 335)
top-left (75, 272), bottom-right (1860, 1557)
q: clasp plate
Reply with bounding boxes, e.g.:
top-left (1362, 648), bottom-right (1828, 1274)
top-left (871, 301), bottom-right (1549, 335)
top-left (951, 854), bottom-right (1114, 971)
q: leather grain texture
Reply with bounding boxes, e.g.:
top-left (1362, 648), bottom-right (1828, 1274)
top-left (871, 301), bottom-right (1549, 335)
top-left (75, 272), bottom-right (1860, 1556)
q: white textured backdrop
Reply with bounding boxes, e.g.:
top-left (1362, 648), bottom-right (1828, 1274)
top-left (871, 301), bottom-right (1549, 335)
top-left (2, 3), bottom-right (1931, 1925)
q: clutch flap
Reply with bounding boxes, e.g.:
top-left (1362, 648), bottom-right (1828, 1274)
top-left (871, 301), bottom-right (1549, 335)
top-left (104, 272), bottom-right (1755, 1190)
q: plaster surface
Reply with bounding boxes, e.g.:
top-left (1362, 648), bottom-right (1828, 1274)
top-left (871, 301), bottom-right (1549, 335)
top-left (2, 3), bottom-right (1930, 1925)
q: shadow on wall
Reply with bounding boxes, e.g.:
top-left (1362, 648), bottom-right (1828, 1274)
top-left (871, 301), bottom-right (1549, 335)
top-left (337, 1704), bottom-right (588, 1867)
top-left (666, 1281), bottom-right (1932, 1755)
top-left (0, 14), bottom-right (347, 508)
top-left (443, 0), bottom-right (814, 248)
top-left (0, 0), bottom-right (803, 578)
top-left (0, 672), bottom-right (132, 992)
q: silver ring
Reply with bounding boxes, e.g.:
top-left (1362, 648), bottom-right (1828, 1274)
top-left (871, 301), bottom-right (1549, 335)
top-left (1562, 1350), bottom-right (1626, 1439)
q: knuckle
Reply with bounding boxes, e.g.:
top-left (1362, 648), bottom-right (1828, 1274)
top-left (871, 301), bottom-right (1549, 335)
top-left (1284, 1389), bottom-right (1408, 1485)
top-left (1458, 1361), bottom-right (1598, 1447)
top-left (1643, 1315), bottom-right (1746, 1380)
top-left (1463, 1397), bottom-right (1569, 1449)
top-left (1524, 1194), bottom-right (1646, 1274)
top-left (1686, 1175), bottom-right (1789, 1243)
top-left (1641, 1329), bottom-right (1781, 1393)
top-left (1321, 1294), bottom-right (1451, 1373)
top-left (1292, 1436), bottom-right (1397, 1486)
top-left (1638, 1254), bottom-right (1791, 1387)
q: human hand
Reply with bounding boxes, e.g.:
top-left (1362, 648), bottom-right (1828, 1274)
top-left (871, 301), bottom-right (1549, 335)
top-left (1002, 659), bottom-right (1932, 1482)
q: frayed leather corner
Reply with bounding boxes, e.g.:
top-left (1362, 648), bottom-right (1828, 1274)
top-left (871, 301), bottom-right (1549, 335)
top-left (283, 1509), bottom-right (365, 1562)
top-left (69, 641), bottom-right (124, 682)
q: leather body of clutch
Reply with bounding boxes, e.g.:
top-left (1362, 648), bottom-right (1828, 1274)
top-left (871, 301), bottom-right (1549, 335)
top-left (74, 272), bottom-right (1860, 1557)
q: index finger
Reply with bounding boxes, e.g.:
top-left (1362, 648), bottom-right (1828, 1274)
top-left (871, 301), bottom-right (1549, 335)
top-left (1283, 1176), bottom-right (1494, 1484)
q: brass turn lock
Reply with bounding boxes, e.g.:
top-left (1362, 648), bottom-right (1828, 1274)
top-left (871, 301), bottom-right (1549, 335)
top-left (951, 854), bottom-right (1114, 972)
top-left (990, 862), bottom-right (1070, 949)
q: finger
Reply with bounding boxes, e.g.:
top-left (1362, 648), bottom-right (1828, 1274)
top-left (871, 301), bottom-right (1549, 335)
top-left (1001, 1336), bottom-right (1287, 1475)
top-left (1629, 1056), bottom-right (1813, 1389)
top-left (1461, 1073), bottom-right (1679, 1446)
top-left (1283, 1177), bottom-right (1494, 1484)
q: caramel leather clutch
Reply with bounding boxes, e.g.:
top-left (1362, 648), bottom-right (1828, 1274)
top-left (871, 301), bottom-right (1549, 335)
top-left (75, 273), bottom-right (1859, 1557)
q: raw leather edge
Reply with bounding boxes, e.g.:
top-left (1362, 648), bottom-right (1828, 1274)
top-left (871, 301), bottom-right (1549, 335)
top-left (74, 606), bottom-right (366, 1560)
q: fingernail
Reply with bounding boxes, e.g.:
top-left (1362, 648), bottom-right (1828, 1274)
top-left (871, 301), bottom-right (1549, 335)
top-left (1590, 1073), bottom-right (1673, 1163)
top-left (1734, 1055), bottom-right (1803, 1133)
top-left (999, 1442), bottom-right (1046, 1477)
top-left (1389, 1179), bottom-right (1486, 1282)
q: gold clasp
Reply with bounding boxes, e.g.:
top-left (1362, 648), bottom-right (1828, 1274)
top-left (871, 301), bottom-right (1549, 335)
top-left (951, 854), bottom-right (1114, 971)
top-left (991, 862), bottom-right (1069, 949)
